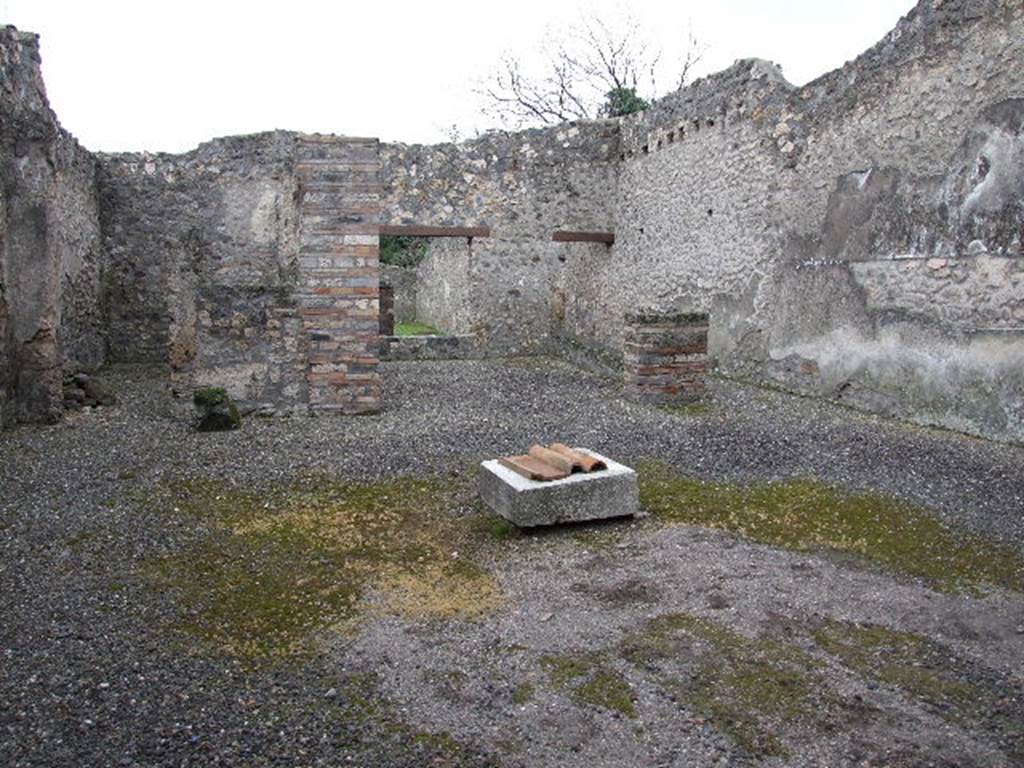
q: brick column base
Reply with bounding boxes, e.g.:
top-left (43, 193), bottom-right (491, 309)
top-left (623, 311), bottom-right (709, 404)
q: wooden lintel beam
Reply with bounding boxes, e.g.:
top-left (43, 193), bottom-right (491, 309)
top-left (552, 230), bottom-right (615, 244)
top-left (380, 225), bottom-right (491, 238)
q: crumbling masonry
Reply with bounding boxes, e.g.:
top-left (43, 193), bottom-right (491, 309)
top-left (1, 0), bottom-right (1022, 441)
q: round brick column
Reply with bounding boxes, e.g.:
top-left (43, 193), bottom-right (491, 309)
top-left (623, 311), bottom-right (709, 404)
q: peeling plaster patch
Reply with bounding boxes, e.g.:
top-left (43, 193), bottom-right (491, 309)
top-left (770, 325), bottom-right (1024, 442)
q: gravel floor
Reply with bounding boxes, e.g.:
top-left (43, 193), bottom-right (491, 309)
top-left (1, 357), bottom-right (1023, 767)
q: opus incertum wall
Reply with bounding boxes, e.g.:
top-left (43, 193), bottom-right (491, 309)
top-left (2, 0), bottom-right (1023, 441)
top-left (98, 132), bottom-right (383, 417)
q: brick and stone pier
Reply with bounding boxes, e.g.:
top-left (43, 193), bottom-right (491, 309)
top-left (623, 311), bottom-right (709, 404)
top-left (296, 135), bottom-right (382, 413)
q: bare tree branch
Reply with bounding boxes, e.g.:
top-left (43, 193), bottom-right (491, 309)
top-left (476, 12), bottom-right (701, 129)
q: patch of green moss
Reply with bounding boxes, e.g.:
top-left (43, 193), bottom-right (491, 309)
top-left (660, 402), bottom-right (710, 418)
top-left (814, 619), bottom-right (1024, 761)
top-left (620, 613), bottom-right (832, 757)
top-left (140, 475), bottom-right (503, 661)
top-left (540, 652), bottom-right (636, 718)
top-left (814, 620), bottom-right (975, 713)
top-left (411, 730), bottom-right (464, 754)
top-left (467, 512), bottom-right (518, 540)
top-left (275, 671), bottom-right (493, 764)
top-left (638, 462), bottom-right (1024, 593)
top-left (575, 668), bottom-right (636, 718)
top-left (192, 387), bottom-right (228, 407)
top-left (511, 682), bottom-right (535, 705)
top-left (540, 653), bottom-right (593, 685)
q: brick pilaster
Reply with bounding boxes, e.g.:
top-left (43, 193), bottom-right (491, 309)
top-left (623, 311), bottom-right (709, 404)
top-left (295, 135), bottom-right (381, 413)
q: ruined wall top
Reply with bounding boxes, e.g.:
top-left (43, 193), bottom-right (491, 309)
top-left (617, 0), bottom-right (1013, 162)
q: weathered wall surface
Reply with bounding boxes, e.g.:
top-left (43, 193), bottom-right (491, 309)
top-left (0, 27), bottom-right (104, 427)
top-left (381, 123), bottom-right (620, 354)
top-left (2, 27), bottom-right (381, 424)
top-left (381, 264), bottom-right (417, 323)
top-left (412, 238), bottom-right (474, 335)
top-left (378, 0), bottom-right (1023, 441)
top-left (608, 0), bottom-right (1024, 442)
top-left (610, 59), bottom-right (792, 366)
top-left (98, 133), bottom-right (307, 410)
top-left (98, 132), bottom-right (381, 414)
top-left (3, 0), bottom-right (1022, 439)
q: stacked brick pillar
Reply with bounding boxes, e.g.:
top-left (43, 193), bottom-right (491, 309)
top-left (623, 311), bottom-right (709, 404)
top-left (296, 135), bottom-right (382, 413)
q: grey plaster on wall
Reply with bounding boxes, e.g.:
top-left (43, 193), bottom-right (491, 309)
top-left (98, 132), bottom-right (305, 408)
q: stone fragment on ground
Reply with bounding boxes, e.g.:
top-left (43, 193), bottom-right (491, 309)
top-left (192, 386), bottom-right (241, 432)
top-left (62, 372), bottom-right (116, 410)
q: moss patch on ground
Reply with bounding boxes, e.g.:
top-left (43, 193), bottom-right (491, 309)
top-left (275, 670), bottom-right (497, 766)
top-left (610, 611), bottom-right (1023, 760)
top-left (813, 619), bottom-right (1024, 760)
top-left (540, 652), bottom-right (636, 718)
top-left (465, 511), bottom-right (518, 541)
top-left (638, 462), bottom-right (1024, 593)
top-left (660, 402), bottom-right (711, 418)
top-left (814, 620), bottom-right (975, 708)
top-left (620, 613), bottom-right (829, 757)
top-left (142, 475), bottom-right (503, 660)
top-left (192, 386), bottom-right (229, 407)
top-left (511, 682), bottom-right (535, 705)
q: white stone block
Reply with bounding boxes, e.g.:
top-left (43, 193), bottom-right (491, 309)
top-left (478, 449), bottom-right (639, 528)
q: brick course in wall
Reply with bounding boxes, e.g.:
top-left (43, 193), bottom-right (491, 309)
top-left (296, 135), bottom-right (382, 414)
top-left (623, 312), bottom-right (709, 405)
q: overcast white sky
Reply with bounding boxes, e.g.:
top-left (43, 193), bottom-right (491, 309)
top-left (1, 0), bottom-right (917, 153)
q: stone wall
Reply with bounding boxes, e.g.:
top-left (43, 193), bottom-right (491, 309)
top-left (608, 0), bottom-right (1024, 442)
top-left (0, 26), bottom-right (104, 427)
top-left (98, 132), bottom-right (381, 414)
top-left (381, 265), bottom-right (417, 323)
top-left (3, 1), bottom-right (1023, 440)
top-left (377, 0), bottom-right (1023, 441)
top-left (98, 133), bottom-right (307, 410)
top-left (0, 23), bottom-right (384, 425)
top-left (380, 123), bottom-right (620, 354)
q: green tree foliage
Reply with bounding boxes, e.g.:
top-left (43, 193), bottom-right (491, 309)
top-left (602, 86), bottom-right (650, 117)
top-left (379, 235), bottom-right (428, 269)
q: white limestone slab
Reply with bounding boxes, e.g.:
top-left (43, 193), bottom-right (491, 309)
top-left (478, 449), bottom-right (639, 528)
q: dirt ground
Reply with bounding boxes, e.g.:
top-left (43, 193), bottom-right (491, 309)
top-left (2, 358), bottom-right (1022, 767)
